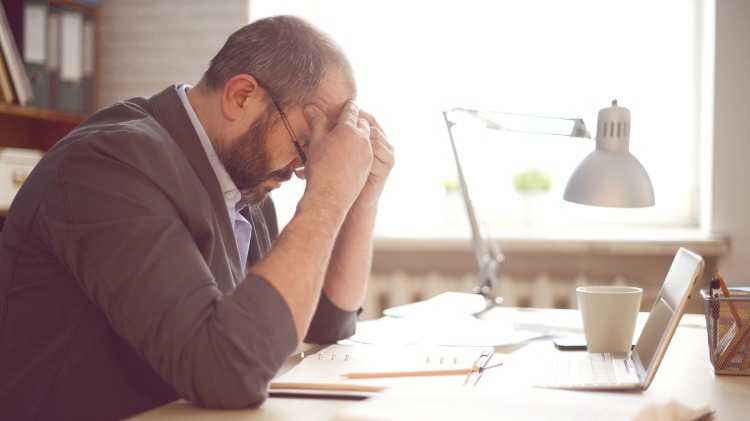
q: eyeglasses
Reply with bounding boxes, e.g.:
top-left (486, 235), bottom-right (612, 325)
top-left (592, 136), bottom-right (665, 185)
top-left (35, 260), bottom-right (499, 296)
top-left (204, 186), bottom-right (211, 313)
top-left (254, 78), bottom-right (307, 171)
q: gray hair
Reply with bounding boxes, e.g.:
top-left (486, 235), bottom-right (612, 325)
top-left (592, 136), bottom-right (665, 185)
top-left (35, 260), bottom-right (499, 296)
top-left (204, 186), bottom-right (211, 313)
top-left (201, 15), bottom-right (355, 108)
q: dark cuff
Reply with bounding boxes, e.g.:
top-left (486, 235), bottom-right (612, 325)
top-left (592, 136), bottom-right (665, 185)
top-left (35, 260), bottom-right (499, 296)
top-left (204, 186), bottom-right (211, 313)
top-left (303, 292), bottom-right (360, 344)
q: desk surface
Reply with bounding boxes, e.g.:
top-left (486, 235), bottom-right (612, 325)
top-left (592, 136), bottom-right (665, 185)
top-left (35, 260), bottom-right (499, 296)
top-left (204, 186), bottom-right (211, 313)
top-left (128, 308), bottom-right (750, 421)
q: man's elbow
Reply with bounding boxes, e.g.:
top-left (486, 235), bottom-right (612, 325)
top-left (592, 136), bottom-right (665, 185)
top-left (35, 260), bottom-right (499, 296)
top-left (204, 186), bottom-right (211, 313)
top-left (181, 363), bottom-right (277, 410)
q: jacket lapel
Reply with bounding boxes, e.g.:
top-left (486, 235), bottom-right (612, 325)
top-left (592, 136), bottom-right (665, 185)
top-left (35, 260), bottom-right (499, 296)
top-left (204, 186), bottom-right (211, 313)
top-left (148, 84), bottom-right (245, 282)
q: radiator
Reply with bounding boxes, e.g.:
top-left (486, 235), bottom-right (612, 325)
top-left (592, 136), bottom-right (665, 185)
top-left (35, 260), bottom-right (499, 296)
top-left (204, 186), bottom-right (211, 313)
top-left (362, 271), bottom-right (634, 321)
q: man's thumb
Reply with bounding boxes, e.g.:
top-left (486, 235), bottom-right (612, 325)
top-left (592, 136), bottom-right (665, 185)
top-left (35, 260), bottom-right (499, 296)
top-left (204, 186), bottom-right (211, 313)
top-left (305, 105), bottom-right (325, 139)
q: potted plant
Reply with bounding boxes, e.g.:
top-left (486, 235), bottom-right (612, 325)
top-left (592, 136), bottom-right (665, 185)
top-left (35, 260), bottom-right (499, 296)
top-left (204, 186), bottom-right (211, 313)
top-left (513, 167), bottom-right (552, 193)
top-left (443, 175), bottom-right (463, 226)
top-left (512, 167), bottom-right (552, 226)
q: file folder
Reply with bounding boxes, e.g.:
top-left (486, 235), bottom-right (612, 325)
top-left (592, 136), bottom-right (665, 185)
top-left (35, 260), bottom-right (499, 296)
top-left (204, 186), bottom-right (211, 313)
top-left (57, 6), bottom-right (82, 113)
top-left (81, 11), bottom-right (93, 112)
top-left (22, 0), bottom-right (48, 108)
top-left (45, 1), bottom-right (58, 109)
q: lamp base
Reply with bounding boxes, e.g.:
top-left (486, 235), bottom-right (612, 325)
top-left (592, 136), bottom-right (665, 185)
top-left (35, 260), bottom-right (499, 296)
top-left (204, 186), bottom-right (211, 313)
top-left (472, 292), bottom-right (504, 318)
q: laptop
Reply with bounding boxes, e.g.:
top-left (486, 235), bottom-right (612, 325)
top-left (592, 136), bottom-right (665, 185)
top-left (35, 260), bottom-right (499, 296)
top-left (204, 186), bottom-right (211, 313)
top-left (536, 247), bottom-right (704, 391)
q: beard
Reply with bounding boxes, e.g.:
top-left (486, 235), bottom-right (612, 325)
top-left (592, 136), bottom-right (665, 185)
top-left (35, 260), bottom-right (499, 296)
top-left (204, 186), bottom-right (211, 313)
top-left (215, 109), bottom-right (293, 206)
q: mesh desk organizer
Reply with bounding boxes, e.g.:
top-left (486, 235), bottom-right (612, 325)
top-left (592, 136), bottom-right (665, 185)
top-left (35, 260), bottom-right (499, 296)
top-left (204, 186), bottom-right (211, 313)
top-left (702, 288), bottom-right (750, 374)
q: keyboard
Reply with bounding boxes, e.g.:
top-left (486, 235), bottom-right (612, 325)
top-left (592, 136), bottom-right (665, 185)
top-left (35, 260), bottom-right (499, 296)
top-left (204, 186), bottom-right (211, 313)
top-left (540, 353), bottom-right (619, 387)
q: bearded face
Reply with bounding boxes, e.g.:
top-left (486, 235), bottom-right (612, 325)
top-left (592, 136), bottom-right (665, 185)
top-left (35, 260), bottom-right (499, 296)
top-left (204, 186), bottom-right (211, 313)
top-left (215, 108), bottom-right (293, 206)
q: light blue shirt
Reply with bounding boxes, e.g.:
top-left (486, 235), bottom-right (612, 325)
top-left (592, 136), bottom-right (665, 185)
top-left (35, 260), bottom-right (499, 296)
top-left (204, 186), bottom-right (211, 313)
top-left (177, 84), bottom-right (252, 272)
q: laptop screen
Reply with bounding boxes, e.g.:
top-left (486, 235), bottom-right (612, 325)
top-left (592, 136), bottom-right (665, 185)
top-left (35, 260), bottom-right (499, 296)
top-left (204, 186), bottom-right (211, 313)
top-left (632, 248), bottom-right (704, 381)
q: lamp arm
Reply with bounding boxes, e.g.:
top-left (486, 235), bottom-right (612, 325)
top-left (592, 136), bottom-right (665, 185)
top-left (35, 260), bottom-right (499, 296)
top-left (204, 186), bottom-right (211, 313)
top-left (443, 111), bottom-right (502, 298)
top-left (452, 107), bottom-right (591, 139)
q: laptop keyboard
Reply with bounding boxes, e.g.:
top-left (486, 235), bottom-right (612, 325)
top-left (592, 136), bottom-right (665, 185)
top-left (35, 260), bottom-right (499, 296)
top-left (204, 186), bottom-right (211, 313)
top-left (540, 353), bottom-right (619, 387)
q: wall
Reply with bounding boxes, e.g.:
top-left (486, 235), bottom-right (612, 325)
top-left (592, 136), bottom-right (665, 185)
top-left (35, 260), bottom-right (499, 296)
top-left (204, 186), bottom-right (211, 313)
top-left (712, 0), bottom-right (750, 285)
top-left (96, 0), bottom-right (248, 108)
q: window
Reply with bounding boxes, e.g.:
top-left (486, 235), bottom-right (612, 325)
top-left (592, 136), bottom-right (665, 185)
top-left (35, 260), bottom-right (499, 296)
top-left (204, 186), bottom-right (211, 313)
top-left (256, 0), bottom-right (712, 237)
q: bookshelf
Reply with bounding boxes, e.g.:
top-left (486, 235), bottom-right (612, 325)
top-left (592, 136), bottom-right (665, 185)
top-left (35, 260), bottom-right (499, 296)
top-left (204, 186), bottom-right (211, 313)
top-left (0, 0), bottom-right (97, 145)
top-left (0, 0), bottom-right (97, 226)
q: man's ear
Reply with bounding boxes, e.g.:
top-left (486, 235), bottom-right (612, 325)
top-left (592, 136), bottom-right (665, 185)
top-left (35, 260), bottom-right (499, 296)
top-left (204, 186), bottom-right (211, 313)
top-left (221, 74), bottom-right (263, 121)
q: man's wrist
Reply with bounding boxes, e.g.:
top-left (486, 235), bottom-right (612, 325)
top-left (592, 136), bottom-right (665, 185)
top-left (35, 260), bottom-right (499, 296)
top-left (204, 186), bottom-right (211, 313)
top-left (296, 193), bottom-right (351, 230)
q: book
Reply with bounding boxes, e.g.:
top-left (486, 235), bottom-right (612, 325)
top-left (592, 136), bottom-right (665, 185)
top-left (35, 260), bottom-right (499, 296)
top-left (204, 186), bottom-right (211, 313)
top-left (0, 0), bottom-right (32, 104)
top-left (0, 47), bottom-right (15, 103)
top-left (269, 344), bottom-right (492, 398)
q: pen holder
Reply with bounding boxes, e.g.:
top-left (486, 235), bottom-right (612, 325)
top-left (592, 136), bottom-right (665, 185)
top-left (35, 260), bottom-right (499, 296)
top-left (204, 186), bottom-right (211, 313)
top-left (701, 289), bottom-right (750, 375)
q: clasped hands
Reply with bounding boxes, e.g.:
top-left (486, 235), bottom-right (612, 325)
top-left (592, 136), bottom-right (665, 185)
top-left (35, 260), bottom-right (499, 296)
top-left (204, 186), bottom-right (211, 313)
top-left (301, 100), bottom-right (394, 211)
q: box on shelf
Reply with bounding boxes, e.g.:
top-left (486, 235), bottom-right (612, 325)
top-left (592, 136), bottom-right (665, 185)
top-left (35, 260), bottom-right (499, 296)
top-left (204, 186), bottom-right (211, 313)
top-left (0, 147), bottom-right (43, 209)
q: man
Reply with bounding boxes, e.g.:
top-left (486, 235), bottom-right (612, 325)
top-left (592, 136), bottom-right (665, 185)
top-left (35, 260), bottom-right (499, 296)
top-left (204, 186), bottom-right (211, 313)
top-left (0, 15), bottom-right (394, 420)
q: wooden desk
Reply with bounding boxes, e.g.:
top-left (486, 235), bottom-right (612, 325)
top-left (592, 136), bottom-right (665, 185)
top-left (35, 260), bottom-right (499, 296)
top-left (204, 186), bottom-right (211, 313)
top-left (128, 309), bottom-right (750, 421)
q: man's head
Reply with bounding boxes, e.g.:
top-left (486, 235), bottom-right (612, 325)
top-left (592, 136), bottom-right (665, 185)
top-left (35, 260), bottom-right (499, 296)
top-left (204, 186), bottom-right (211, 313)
top-left (195, 15), bottom-right (356, 205)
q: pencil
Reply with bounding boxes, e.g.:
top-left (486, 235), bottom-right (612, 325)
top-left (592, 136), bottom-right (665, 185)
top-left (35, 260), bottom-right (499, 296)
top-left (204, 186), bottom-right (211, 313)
top-left (739, 342), bottom-right (750, 370)
top-left (715, 271), bottom-right (750, 370)
top-left (343, 368), bottom-right (473, 379)
top-left (716, 271), bottom-right (742, 324)
top-left (717, 319), bottom-right (750, 370)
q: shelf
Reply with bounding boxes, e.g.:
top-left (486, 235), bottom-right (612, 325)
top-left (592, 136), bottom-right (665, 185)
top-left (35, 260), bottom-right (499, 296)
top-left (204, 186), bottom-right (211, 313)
top-left (0, 103), bottom-right (87, 150)
top-left (0, 103), bottom-right (86, 125)
top-left (51, 0), bottom-right (97, 14)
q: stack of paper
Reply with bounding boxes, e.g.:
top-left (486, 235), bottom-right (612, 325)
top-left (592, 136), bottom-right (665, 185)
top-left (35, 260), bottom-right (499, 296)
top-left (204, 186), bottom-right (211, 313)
top-left (348, 316), bottom-right (544, 347)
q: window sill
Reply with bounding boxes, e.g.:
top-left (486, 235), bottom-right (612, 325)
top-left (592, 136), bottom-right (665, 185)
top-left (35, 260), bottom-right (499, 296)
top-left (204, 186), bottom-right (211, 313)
top-left (374, 226), bottom-right (730, 257)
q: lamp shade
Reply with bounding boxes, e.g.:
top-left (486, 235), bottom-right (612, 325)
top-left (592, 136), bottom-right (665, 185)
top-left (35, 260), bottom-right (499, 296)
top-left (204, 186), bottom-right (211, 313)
top-left (563, 101), bottom-right (655, 208)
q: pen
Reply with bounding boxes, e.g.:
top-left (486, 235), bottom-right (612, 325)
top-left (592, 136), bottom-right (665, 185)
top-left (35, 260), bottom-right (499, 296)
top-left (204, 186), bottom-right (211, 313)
top-left (710, 278), bottom-right (720, 298)
top-left (716, 271), bottom-right (742, 324)
top-left (463, 347), bottom-right (495, 386)
top-left (709, 277), bottom-right (720, 353)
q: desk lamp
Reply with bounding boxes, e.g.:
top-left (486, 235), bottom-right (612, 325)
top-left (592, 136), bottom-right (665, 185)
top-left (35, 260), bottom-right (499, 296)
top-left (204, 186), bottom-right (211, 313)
top-left (442, 100), bottom-right (654, 314)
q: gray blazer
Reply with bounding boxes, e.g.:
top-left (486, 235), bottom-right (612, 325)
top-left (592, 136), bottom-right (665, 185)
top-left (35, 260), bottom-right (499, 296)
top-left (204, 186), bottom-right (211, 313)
top-left (0, 85), bottom-right (357, 420)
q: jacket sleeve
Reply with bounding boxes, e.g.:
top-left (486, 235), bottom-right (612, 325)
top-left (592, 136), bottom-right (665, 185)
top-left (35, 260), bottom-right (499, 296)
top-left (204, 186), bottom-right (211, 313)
top-left (304, 292), bottom-right (359, 344)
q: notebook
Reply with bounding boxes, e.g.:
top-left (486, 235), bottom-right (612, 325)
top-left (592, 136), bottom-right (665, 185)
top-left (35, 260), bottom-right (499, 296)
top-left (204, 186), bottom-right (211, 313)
top-left (535, 247), bottom-right (704, 390)
top-left (269, 344), bottom-right (492, 398)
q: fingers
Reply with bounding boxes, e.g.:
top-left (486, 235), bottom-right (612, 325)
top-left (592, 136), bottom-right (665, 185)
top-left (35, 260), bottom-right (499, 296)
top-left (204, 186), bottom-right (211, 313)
top-left (358, 110), bottom-right (383, 142)
top-left (305, 104), bottom-right (329, 142)
top-left (339, 100), bottom-right (361, 125)
top-left (357, 109), bottom-right (382, 133)
top-left (345, 102), bottom-right (372, 139)
top-left (306, 101), bottom-right (372, 140)
top-left (357, 108), bottom-right (393, 159)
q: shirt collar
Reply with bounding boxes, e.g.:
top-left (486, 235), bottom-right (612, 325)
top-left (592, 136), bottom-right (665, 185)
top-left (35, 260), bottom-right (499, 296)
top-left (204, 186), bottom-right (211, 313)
top-left (176, 84), bottom-right (245, 215)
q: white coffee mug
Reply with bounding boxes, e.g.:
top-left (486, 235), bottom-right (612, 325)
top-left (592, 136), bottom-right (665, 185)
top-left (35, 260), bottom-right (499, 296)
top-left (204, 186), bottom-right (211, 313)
top-left (576, 286), bottom-right (643, 353)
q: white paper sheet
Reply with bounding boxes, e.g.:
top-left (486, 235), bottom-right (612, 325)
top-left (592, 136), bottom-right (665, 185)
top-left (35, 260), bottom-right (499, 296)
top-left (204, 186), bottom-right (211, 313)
top-left (334, 386), bottom-right (713, 421)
